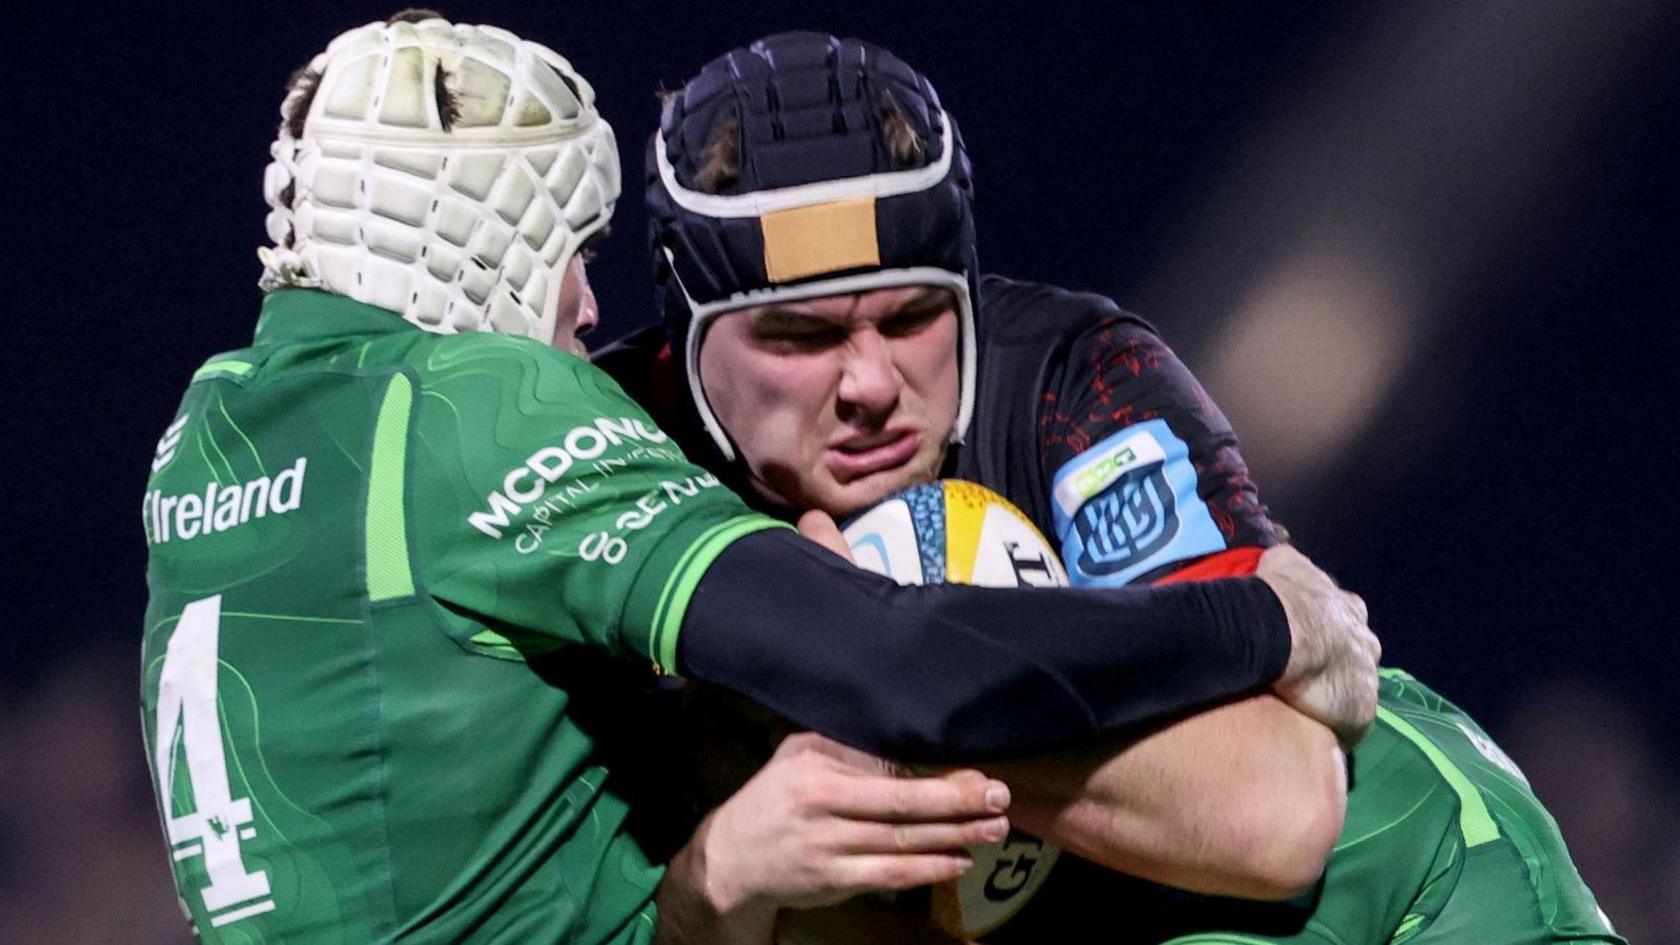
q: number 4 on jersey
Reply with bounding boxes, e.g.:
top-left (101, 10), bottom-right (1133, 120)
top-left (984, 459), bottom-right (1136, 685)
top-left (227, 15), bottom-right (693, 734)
top-left (153, 595), bottom-right (275, 928)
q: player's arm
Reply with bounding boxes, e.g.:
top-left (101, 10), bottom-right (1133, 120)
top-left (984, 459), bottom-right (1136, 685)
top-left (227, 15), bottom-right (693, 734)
top-left (788, 508), bottom-right (1349, 903)
top-left (745, 545), bottom-right (1349, 902)
top-left (984, 300), bottom-right (1363, 898)
top-left (677, 526), bottom-right (1366, 763)
top-left (983, 553), bottom-right (1354, 900)
top-left (416, 342), bottom-right (1341, 763)
top-left (989, 694), bottom-right (1344, 900)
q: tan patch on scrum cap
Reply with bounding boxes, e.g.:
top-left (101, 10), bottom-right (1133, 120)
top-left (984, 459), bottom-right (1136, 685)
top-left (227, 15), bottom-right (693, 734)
top-left (760, 198), bottom-right (880, 283)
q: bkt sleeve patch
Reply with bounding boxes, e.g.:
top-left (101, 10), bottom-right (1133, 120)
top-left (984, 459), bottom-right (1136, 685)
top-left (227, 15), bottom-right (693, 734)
top-left (1050, 419), bottom-right (1226, 587)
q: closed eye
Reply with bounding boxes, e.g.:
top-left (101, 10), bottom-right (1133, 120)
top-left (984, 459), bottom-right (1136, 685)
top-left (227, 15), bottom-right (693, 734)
top-left (879, 303), bottom-right (949, 338)
top-left (749, 313), bottom-right (850, 351)
top-left (755, 326), bottom-right (849, 351)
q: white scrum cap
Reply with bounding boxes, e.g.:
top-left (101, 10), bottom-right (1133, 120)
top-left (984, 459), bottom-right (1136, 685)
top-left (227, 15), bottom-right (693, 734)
top-left (260, 16), bottom-right (620, 341)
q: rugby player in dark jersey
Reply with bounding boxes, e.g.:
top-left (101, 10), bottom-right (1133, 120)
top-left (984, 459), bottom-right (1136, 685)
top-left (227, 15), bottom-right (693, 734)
top-left (610, 31), bottom-right (1622, 945)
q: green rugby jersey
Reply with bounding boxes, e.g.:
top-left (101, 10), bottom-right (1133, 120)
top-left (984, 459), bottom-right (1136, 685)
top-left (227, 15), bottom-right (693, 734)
top-left (988, 670), bottom-right (1622, 944)
top-left (140, 289), bottom-right (784, 943)
top-left (1154, 670), bottom-right (1624, 945)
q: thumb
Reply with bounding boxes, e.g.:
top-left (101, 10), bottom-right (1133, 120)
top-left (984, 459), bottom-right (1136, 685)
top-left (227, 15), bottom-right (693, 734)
top-left (798, 510), bottom-right (856, 564)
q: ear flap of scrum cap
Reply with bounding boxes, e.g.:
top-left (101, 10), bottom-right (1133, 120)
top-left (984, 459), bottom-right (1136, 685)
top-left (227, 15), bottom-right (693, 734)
top-left (647, 32), bottom-right (979, 461)
top-left (261, 16), bottom-right (621, 341)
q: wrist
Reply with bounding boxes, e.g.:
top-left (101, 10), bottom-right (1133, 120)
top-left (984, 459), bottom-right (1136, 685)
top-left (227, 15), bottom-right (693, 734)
top-left (660, 815), bottom-right (776, 945)
top-left (693, 813), bottom-right (741, 916)
top-left (695, 809), bottom-right (774, 919)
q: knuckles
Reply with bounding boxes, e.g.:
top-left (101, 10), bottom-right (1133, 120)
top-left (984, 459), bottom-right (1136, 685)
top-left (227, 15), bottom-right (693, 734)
top-left (786, 768), bottom-right (839, 816)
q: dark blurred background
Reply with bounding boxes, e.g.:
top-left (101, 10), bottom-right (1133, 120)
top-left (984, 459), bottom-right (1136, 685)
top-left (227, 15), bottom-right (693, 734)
top-left (6, 1), bottom-right (1675, 940)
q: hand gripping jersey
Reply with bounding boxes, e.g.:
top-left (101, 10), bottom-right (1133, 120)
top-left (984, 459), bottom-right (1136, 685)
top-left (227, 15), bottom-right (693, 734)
top-left (140, 289), bottom-right (783, 943)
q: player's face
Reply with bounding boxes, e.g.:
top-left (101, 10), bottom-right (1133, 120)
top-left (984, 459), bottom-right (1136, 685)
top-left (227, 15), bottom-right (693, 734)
top-left (549, 254), bottom-right (599, 357)
top-left (699, 285), bottom-right (961, 517)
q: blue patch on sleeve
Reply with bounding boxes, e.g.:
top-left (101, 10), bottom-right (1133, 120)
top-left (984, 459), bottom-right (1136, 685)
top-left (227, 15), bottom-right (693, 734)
top-left (1050, 419), bottom-right (1226, 587)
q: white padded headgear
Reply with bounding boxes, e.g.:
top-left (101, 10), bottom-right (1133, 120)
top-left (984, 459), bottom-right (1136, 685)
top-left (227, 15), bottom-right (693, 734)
top-left (260, 16), bottom-right (620, 341)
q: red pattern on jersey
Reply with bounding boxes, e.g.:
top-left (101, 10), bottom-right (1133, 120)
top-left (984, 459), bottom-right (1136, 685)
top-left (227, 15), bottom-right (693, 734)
top-left (1150, 546), bottom-right (1263, 585)
top-left (1039, 328), bottom-right (1163, 462)
top-left (1039, 324), bottom-right (1272, 545)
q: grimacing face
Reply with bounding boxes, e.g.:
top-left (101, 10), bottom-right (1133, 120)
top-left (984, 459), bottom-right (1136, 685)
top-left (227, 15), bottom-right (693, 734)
top-left (698, 285), bottom-right (962, 518)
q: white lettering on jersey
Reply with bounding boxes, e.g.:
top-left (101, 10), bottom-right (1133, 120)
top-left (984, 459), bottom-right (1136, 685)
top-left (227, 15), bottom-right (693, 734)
top-left (560, 474), bottom-right (722, 560)
top-left (153, 595), bottom-right (276, 927)
top-left (151, 412), bottom-right (190, 474)
top-left (145, 457), bottom-right (308, 545)
top-left (469, 417), bottom-right (670, 539)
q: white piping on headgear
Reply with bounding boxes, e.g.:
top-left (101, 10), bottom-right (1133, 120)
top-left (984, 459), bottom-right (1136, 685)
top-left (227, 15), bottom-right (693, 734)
top-left (669, 251), bottom-right (977, 462)
top-left (655, 121), bottom-right (955, 218)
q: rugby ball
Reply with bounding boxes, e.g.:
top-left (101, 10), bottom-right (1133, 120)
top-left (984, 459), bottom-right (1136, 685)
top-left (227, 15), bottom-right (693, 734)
top-left (841, 480), bottom-right (1065, 939)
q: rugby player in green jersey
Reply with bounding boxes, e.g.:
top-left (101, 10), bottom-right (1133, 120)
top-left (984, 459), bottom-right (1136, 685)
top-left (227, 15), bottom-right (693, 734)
top-left (139, 13), bottom-right (1382, 944)
top-left (624, 31), bottom-right (1623, 944)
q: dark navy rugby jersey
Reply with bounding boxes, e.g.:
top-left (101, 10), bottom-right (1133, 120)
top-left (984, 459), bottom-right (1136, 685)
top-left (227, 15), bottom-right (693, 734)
top-left (951, 275), bottom-right (1279, 587)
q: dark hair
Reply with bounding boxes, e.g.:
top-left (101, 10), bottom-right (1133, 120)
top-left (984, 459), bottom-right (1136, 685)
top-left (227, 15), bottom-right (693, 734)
top-left (878, 94), bottom-right (925, 166)
top-left (281, 9), bottom-right (459, 139)
top-left (277, 8), bottom-right (460, 234)
top-left (686, 93), bottom-right (928, 195)
top-left (693, 112), bottom-right (741, 193)
top-left (280, 64), bottom-right (321, 142)
top-left (384, 10), bottom-right (456, 128)
top-left (276, 65), bottom-right (320, 245)
top-left (385, 8), bottom-right (458, 130)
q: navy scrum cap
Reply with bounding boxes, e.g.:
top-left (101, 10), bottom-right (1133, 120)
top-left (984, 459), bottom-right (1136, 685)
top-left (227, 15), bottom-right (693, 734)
top-left (647, 31), bottom-right (979, 460)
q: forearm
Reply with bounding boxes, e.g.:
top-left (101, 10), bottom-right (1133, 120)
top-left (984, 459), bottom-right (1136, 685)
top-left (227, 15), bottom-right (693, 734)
top-left (988, 694), bottom-right (1345, 899)
top-left (680, 530), bottom-right (1289, 763)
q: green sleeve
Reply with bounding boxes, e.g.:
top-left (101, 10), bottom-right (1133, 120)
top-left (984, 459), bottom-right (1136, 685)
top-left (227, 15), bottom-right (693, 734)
top-left (408, 335), bottom-right (785, 669)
